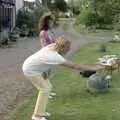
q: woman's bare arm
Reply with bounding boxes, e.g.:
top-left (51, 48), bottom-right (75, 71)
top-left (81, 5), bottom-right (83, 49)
top-left (61, 61), bottom-right (89, 71)
top-left (61, 60), bottom-right (104, 72)
top-left (40, 31), bottom-right (46, 47)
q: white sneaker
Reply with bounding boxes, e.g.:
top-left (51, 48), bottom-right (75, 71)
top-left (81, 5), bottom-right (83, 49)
top-left (49, 92), bottom-right (56, 99)
top-left (48, 95), bottom-right (54, 99)
top-left (39, 117), bottom-right (47, 120)
top-left (32, 116), bottom-right (47, 120)
top-left (45, 112), bottom-right (51, 117)
top-left (50, 92), bottom-right (56, 96)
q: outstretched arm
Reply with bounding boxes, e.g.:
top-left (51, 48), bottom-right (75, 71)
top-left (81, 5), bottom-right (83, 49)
top-left (61, 60), bottom-right (104, 72)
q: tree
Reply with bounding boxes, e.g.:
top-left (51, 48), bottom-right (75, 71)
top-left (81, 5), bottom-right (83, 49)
top-left (41, 0), bottom-right (52, 7)
top-left (76, 0), bottom-right (120, 28)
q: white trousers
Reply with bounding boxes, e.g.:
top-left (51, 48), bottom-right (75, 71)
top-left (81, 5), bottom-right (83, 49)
top-left (27, 75), bottom-right (52, 116)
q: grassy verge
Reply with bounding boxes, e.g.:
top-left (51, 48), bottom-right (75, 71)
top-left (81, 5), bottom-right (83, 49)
top-left (76, 25), bottom-right (114, 37)
top-left (10, 42), bottom-right (120, 120)
top-left (86, 29), bottom-right (114, 37)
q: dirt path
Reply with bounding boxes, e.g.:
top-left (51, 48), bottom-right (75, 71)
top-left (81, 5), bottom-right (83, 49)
top-left (0, 25), bottom-right (110, 120)
top-left (0, 37), bottom-right (41, 120)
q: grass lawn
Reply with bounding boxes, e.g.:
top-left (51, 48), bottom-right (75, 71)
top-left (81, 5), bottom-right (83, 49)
top-left (86, 29), bottom-right (114, 37)
top-left (77, 26), bottom-right (114, 38)
top-left (10, 42), bottom-right (120, 120)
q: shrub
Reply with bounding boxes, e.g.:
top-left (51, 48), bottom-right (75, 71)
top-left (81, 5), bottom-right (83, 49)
top-left (16, 9), bottom-right (30, 29)
top-left (76, 8), bottom-right (99, 27)
top-left (114, 22), bottom-right (120, 31)
top-left (113, 14), bottom-right (120, 31)
top-left (96, 43), bottom-right (106, 52)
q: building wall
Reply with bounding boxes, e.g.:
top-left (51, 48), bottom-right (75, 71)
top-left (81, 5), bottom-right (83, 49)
top-left (0, 0), bottom-right (16, 44)
top-left (0, 0), bottom-right (16, 29)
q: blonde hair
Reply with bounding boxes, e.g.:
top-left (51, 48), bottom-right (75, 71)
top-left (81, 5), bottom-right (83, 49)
top-left (55, 36), bottom-right (70, 54)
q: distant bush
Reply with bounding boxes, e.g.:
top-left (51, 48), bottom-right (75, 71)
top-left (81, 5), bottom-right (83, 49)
top-left (114, 22), bottom-right (120, 31)
top-left (113, 14), bottom-right (120, 31)
top-left (76, 8), bottom-right (98, 27)
top-left (75, 0), bottom-right (120, 30)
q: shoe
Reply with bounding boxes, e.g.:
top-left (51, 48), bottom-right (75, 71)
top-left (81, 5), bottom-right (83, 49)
top-left (50, 92), bottom-right (56, 96)
top-left (49, 92), bottom-right (56, 99)
top-left (48, 95), bottom-right (54, 99)
top-left (39, 117), bottom-right (47, 120)
top-left (45, 112), bottom-right (51, 117)
top-left (32, 116), bottom-right (47, 120)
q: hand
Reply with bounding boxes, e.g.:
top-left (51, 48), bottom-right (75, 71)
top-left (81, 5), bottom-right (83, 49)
top-left (77, 64), bottom-right (104, 72)
top-left (90, 65), bottom-right (105, 71)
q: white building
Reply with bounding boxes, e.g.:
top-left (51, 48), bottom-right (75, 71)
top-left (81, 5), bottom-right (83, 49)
top-left (0, 0), bottom-right (16, 44)
top-left (16, 0), bottom-right (24, 13)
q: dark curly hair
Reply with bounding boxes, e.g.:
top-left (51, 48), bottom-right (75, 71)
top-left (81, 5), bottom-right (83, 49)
top-left (40, 15), bottom-right (53, 31)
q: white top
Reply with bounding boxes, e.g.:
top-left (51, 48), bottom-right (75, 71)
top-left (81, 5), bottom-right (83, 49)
top-left (22, 45), bottom-right (66, 76)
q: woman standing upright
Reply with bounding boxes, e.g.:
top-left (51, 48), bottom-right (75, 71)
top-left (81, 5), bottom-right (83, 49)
top-left (39, 14), bottom-right (58, 100)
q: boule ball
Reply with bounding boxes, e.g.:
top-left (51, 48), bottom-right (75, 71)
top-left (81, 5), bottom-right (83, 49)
top-left (86, 73), bottom-right (109, 93)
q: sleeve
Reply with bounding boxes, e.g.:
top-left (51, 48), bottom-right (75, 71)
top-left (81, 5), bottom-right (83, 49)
top-left (40, 30), bottom-right (46, 48)
top-left (39, 50), bottom-right (66, 65)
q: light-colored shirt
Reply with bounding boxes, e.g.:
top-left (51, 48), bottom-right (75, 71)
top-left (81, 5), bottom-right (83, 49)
top-left (22, 45), bottom-right (66, 76)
